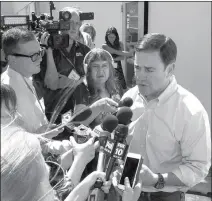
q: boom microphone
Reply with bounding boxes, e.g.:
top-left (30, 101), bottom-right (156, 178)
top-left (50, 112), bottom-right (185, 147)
top-left (116, 107), bottom-right (133, 125)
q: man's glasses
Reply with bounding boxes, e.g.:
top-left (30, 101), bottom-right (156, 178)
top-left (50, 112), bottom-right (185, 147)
top-left (11, 48), bottom-right (45, 62)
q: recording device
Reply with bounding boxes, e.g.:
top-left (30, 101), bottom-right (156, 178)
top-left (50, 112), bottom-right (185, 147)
top-left (93, 115), bottom-right (118, 187)
top-left (118, 152), bottom-right (143, 190)
top-left (73, 113), bottom-right (118, 144)
top-left (88, 114), bottom-right (118, 201)
top-left (118, 97), bottom-right (133, 107)
top-left (105, 124), bottom-right (129, 180)
top-left (43, 106), bottom-right (92, 135)
top-left (116, 106), bottom-right (133, 125)
top-left (32, 1), bottom-right (94, 49)
top-left (113, 97), bottom-right (133, 116)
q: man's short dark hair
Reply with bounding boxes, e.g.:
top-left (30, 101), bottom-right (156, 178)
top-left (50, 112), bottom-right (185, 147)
top-left (135, 33), bottom-right (177, 67)
top-left (2, 28), bottom-right (35, 56)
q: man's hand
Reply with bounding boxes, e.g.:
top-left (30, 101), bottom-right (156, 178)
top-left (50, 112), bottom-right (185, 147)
top-left (90, 97), bottom-right (118, 114)
top-left (122, 177), bottom-right (142, 201)
top-left (139, 164), bottom-right (158, 186)
top-left (70, 136), bottom-right (99, 166)
top-left (58, 148), bottom-right (74, 171)
top-left (112, 166), bottom-right (142, 201)
top-left (40, 32), bottom-right (50, 47)
top-left (72, 171), bottom-right (111, 201)
top-left (36, 124), bottom-right (64, 139)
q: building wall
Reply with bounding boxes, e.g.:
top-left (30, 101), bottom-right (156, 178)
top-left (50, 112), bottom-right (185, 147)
top-left (148, 2), bottom-right (211, 123)
top-left (1, 1), bottom-right (35, 15)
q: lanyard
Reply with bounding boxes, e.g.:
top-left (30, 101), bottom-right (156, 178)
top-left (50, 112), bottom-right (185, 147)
top-left (59, 48), bottom-right (76, 71)
top-left (22, 76), bottom-right (46, 116)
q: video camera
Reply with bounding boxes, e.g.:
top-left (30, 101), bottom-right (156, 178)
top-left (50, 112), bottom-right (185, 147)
top-left (33, 2), bottom-right (94, 49)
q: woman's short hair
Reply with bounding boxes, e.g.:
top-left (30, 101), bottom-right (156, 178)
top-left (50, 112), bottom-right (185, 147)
top-left (135, 33), bottom-right (177, 67)
top-left (83, 48), bottom-right (119, 98)
top-left (1, 128), bottom-right (50, 201)
top-left (80, 23), bottom-right (96, 42)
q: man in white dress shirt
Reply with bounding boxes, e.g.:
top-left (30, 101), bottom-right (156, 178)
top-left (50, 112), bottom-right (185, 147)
top-left (1, 28), bottom-right (73, 154)
top-left (118, 33), bottom-right (211, 201)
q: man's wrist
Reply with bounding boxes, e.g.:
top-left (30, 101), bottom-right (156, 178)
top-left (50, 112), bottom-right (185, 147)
top-left (152, 173), bottom-right (159, 186)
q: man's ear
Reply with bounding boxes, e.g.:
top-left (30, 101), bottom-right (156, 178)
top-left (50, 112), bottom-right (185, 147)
top-left (165, 63), bottom-right (175, 78)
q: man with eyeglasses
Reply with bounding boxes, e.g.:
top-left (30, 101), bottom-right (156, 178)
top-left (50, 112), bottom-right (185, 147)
top-left (1, 27), bottom-right (73, 154)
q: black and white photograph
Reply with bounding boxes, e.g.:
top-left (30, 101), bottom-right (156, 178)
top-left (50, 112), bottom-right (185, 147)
top-left (1, 1), bottom-right (211, 201)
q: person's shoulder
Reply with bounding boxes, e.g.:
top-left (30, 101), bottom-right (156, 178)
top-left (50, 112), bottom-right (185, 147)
top-left (176, 84), bottom-right (207, 116)
top-left (77, 41), bottom-right (90, 54)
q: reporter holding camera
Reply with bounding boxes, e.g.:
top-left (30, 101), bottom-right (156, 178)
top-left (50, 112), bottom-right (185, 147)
top-left (34, 6), bottom-right (91, 123)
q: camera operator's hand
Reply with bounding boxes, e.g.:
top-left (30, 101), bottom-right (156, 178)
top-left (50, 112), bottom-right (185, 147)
top-left (90, 97), bottom-right (118, 114)
top-left (40, 32), bottom-right (50, 48)
top-left (70, 136), bottom-right (99, 166)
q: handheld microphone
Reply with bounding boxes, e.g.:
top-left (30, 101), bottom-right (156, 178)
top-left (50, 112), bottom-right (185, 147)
top-left (93, 115), bottom-right (118, 188)
top-left (113, 97), bottom-right (133, 116)
top-left (93, 114), bottom-right (118, 145)
top-left (118, 97), bottom-right (133, 107)
top-left (44, 107), bottom-right (92, 135)
top-left (116, 106), bottom-right (133, 125)
top-left (105, 124), bottom-right (129, 180)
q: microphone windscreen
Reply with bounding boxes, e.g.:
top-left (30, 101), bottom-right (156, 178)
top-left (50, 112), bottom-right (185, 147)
top-left (116, 107), bottom-right (133, 125)
top-left (102, 114), bottom-right (118, 133)
top-left (72, 108), bottom-right (92, 122)
top-left (119, 97), bottom-right (133, 107)
top-left (114, 124), bottom-right (128, 141)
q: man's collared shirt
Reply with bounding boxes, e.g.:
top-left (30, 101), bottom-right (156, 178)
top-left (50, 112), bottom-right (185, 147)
top-left (1, 67), bottom-right (48, 133)
top-left (122, 76), bottom-right (211, 192)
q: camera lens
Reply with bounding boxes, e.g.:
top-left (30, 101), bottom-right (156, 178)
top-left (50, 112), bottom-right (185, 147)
top-left (62, 11), bottom-right (72, 21)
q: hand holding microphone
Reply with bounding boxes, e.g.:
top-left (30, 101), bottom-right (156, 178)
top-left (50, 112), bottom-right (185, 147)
top-left (70, 136), bottom-right (100, 167)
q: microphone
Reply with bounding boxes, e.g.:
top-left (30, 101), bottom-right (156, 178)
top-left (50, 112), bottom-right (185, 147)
top-left (105, 124), bottom-right (129, 180)
top-left (88, 115), bottom-right (118, 201)
top-left (44, 107), bottom-right (93, 134)
top-left (118, 97), bottom-right (133, 107)
top-left (116, 106), bottom-right (133, 125)
top-left (93, 115), bottom-right (118, 187)
top-left (113, 97), bottom-right (133, 116)
top-left (93, 114), bottom-right (118, 144)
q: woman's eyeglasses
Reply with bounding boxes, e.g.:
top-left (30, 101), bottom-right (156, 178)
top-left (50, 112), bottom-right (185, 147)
top-left (11, 48), bottom-right (45, 62)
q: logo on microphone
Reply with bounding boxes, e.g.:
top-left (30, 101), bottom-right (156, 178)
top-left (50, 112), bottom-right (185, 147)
top-left (113, 142), bottom-right (126, 159)
top-left (104, 139), bottom-right (115, 155)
